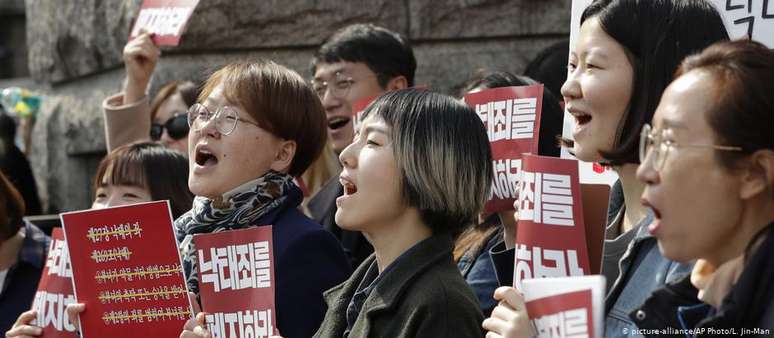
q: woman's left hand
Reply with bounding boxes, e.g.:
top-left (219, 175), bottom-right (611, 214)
top-left (482, 286), bottom-right (534, 338)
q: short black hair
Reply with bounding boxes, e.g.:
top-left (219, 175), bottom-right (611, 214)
top-left (363, 89), bottom-right (493, 236)
top-left (582, 0), bottom-right (729, 165)
top-left (311, 23), bottom-right (416, 88)
top-left (524, 39), bottom-right (570, 99)
top-left (462, 70), bottom-right (564, 158)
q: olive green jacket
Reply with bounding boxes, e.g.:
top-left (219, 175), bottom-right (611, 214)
top-left (313, 234), bottom-right (485, 338)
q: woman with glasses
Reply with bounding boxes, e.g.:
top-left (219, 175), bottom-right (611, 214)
top-left (176, 61), bottom-right (350, 338)
top-left (483, 1), bottom-right (729, 337)
top-left (632, 39), bottom-right (774, 335)
top-left (102, 32), bottom-right (200, 155)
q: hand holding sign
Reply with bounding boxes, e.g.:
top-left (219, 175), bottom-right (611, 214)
top-left (5, 310), bottom-right (42, 338)
top-left (123, 33), bottom-right (161, 103)
top-left (482, 286), bottom-right (535, 338)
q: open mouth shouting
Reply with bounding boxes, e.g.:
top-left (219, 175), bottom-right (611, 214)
top-left (336, 174), bottom-right (358, 207)
top-left (567, 106), bottom-right (593, 138)
top-left (193, 144), bottom-right (219, 172)
top-left (641, 198), bottom-right (662, 235)
top-left (328, 116), bottom-right (352, 131)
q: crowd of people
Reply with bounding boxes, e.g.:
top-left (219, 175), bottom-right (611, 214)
top-left (2, 0), bottom-right (774, 337)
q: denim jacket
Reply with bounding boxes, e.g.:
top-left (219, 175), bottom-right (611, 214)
top-left (603, 211), bottom-right (693, 337)
top-left (457, 228), bottom-right (501, 317)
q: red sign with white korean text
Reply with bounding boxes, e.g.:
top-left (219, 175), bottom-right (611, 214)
top-left (30, 228), bottom-right (77, 337)
top-left (525, 289), bottom-right (594, 338)
top-left (61, 201), bottom-right (191, 338)
top-left (129, 0), bottom-right (200, 46)
top-left (194, 226), bottom-right (277, 338)
top-left (513, 155), bottom-right (590, 288)
top-left (464, 85), bottom-right (545, 213)
top-left (351, 94), bottom-right (379, 135)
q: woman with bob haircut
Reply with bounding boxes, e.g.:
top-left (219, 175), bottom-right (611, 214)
top-left (483, 1), bottom-right (729, 337)
top-left (174, 61), bottom-right (350, 338)
top-left (6, 141), bottom-right (192, 336)
top-left (633, 39), bottom-right (774, 335)
top-left (312, 88), bottom-right (492, 337)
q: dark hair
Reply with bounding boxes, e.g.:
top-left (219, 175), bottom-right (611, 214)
top-left (676, 40), bottom-right (774, 171)
top-left (150, 81), bottom-right (201, 121)
top-left (311, 23), bottom-right (416, 88)
top-left (199, 61), bottom-right (327, 177)
top-left (524, 39), bottom-right (570, 99)
top-left (363, 89), bottom-right (493, 235)
top-left (579, 0), bottom-right (729, 165)
top-left (462, 70), bottom-right (564, 157)
top-left (0, 110), bottom-right (15, 147)
top-left (94, 142), bottom-right (193, 218)
top-left (0, 170), bottom-right (24, 241)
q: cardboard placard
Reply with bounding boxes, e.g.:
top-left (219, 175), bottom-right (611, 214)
top-left (61, 201), bottom-right (191, 338)
top-left (194, 226), bottom-right (277, 338)
top-left (522, 275), bottom-right (606, 338)
top-left (464, 85), bottom-right (545, 213)
top-left (513, 155), bottom-right (590, 288)
top-left (30, 228), bottom-right (78, 337)
top-left (129, 0), bottom-right (200, 46)
top-left (351, 94), bottom-right (380, 135)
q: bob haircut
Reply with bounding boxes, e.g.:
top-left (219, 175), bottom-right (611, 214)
top-left (0, 170), bottom-right (24, 241)
top-left (311, 23), bottom-right (417, 88)
top-left (94, 142), bottom-right (193, 218)
top-left (461, 70), bottom-right (564, 157)
top-left (675, 40), bottom-right (774, 172)
top-left (579, 0), bottom-right (729, 165)
top-left (362, 89), bottom-right (493, 235)
top-left (199, 61), bottom-right (327, 178)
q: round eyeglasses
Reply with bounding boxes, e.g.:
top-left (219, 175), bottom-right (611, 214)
top-left (187, 103), bottom-right (260, 136)
top-left (639, 123), bottom-right (744, 172)
top-left (310, 72), bottom-right (356, 99)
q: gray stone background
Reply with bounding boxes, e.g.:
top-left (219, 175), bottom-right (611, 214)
top-left (2, 0), bottom-right (569, 213)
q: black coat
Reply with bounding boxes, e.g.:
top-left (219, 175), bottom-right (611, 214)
top-left (314, 234), bottom-right (485, 338)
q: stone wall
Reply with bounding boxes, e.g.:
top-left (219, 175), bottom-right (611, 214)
top-left (26, 0), bottom-right (570, 213)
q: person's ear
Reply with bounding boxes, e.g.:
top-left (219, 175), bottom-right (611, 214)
top-left (385, 75), bottom-right (409, 91)
top-left (271, 139), bottom-right (297, 173)
top-left (739, 149), bottom-right (774, 200)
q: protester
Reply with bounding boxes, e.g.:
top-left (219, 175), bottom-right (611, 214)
top-left (102, 33), bottom-right (200, 154)
top-left (0, 171), bottom-right (48, 334)
top-left (455, 70), bottom-right (564, 317)
top-left (307, 23), bottom-right (416, 270)
top-left (172, 62), bottom-right (350, 338)
top-left (483, 1), bottom-right (729, 337)
top-left (633, 39), bottom-right (774, 336)
top-left (0, 110), bottom-right (41, 215)
top-left (5, 141), bottom-right (193, 337)
top-left (308, 89), bottom-right (490, 337)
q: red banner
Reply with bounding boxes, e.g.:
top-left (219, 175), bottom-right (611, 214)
top-left (525, 289), bottom-right (594, 338)
top-left (513, 155), bottom-right (590, 288)
top-left (464, 85), bottom-right (544, 213)
top-left (194, 226), bottom-right (277, 338)
top-left (61, 201), bottom-right (191, 338)
top-left (129, 0), bottom-right (200, 46)
top-left (351, 94), bottom-right (379, 135)
top-left (30, 228), bottom-right (78, 337)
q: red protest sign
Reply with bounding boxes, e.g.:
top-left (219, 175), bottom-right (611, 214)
top-left (513, 155), bottom-right (590, 288)
top-left (464, 85), bottom-right (544, 213)
top-left (521, 275), bottom-right (605, 338)
top-left (194, 226), bottom-right (277, 338)
top-left (351, 94), bottom-right (379, 134)
top-left (527, 290), bottom-right (594, 337)
top-left (30, 228), bottom-right (78, 337)
top-left (129, 0), bottom-right (200, 46)
top-left (61, 201), bottom-right (191, 338)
